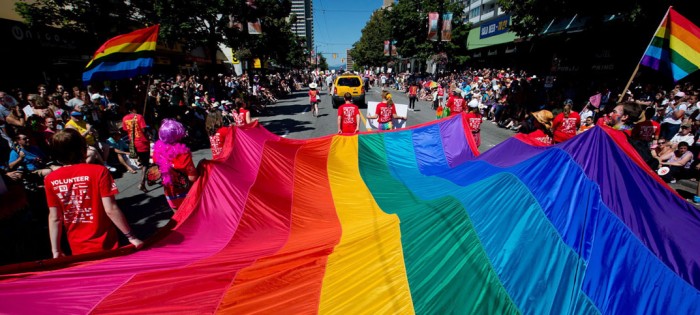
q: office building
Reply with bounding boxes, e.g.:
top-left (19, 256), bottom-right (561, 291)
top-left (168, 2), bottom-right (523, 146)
top-left (290, 0), bottom-right (314, 52)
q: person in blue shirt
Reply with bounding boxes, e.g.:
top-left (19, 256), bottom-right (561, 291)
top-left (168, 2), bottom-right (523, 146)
top-left (8, 132), bottom-right (51, 176)
top-left (106, 131), bottom-right (138, 174)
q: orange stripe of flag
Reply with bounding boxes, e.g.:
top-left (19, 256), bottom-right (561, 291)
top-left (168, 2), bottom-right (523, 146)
top-left (670, 9), bottom-right (700, 39)
top-left (90, 25), bottom-right (159, 58)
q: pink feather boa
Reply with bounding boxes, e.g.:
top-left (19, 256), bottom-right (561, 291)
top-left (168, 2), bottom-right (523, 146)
top-left (153, 140), bottom-right (191, 185)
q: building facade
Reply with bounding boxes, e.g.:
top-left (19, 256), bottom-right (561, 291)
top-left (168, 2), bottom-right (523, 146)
top-left (290, 0), bottom-right (314, 52)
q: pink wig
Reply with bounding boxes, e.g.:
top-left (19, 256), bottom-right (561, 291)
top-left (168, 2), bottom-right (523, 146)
top-left (154, 119), bottom-right (190, 185)
top-left (158, 119), bottom-right (187, 144)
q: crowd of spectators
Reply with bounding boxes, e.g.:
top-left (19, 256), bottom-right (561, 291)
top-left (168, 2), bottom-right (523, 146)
top-left (0, 70), bottom-right (312, 264)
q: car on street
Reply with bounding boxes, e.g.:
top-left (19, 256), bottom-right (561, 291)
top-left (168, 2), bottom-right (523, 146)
top-left (332, 74), bottom-right (365, 108)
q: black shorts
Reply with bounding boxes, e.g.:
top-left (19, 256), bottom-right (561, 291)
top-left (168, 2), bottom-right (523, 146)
top-left (137, 151), bottom-right (150, 167)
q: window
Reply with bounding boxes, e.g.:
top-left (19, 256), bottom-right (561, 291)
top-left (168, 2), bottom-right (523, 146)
top-left (337, 78), bottom-right (361, 87)
top-left (469, 7), bottom-right (480, 18)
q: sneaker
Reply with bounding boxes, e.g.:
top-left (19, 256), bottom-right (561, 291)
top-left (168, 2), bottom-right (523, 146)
top-left (670, 179), bottom-right (677, 184)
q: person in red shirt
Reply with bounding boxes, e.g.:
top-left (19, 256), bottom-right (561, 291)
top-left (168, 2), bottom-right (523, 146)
top-left (408, 82), bottom-right (418, 111)
top-left (309, 83), bottom-right (320, 117)
top-left (205, 110), bottom-right (231, 160)
top-left (445, 89), bottom-right (466, 116)
top-left (233, 99), bottom-right (254, 127)
top-left (45, 129), bottom-right (144, 257)
top-left (367, 92), bottom-right (406, 130)
top-left (122, 104), bottom-right (151, 192)
top-left (337, 92), bottom-right (360, 134)
top-left (632, 107), bottom-right (661, 145)
top-left (153, 119), bottom-right (200, 211)
top-left (552, 100), bottom-right (581, 143)
top-left (437, 84), bottom-right (445, 108)
top-left (464, 99), bottom-right (483, 147)
top-left (521, 110), bottom-right (554, 145)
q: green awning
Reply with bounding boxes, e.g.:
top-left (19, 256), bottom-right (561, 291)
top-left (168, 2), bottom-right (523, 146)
top-left (466, 27), bottom-right (517, 50)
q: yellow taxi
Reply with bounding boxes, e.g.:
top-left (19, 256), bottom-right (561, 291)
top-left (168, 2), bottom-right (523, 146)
top-left (332, 73), bottom-right (365, 108)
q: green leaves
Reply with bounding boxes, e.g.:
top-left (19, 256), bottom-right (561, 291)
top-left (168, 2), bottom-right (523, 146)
top-left (351, 0), bottom-right (469, 70)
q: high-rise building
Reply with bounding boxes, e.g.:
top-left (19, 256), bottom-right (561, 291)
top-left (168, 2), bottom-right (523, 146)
top-left (382, 0), bottom-right (394, 10)
top-left (289, 0), bottom-right (314, 52)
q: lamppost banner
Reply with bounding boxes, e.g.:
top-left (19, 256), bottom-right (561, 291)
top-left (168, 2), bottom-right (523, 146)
top-left (441, 13), bottom-right (453, 42)
top-left (428, 12), bottom-right (439, 41)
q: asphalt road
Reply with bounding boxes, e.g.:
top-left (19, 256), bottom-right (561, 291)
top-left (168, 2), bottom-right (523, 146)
top-left (114, 86), bottom-right (699, 241)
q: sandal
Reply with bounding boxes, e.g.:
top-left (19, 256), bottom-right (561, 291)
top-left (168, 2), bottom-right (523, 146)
top-left (138, 184), bottom-right (148, 193)
top-left (128, 169), bottom-right (138, 174)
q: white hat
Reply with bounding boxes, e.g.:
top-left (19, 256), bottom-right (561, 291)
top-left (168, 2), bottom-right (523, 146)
top-left (194, 96), bottom-right (201, 100)
top-left (468, 99), bottom-right (479, 108)
top-left (90, 94), bottom-right (102, 101)
top-left (675, 91), bottom-right (686, 98)
top-left (309, 83), bottom-right (318, 89)
top-left (453, 88), bottom-right (463, 94)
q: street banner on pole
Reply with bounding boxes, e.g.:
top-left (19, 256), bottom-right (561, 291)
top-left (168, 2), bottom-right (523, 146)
top-left (248, 19), bottom-right (262, 35)
top-left (441, 12), bottom-right (453, 42)
top-left (428, 12), bottom-right (439, 41)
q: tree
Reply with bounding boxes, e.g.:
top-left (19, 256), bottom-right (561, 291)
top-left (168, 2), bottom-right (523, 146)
top-left (318, 54), bottom-right (329, 71)
top-left (390, 0), bottom-right (469, 66)
top-left (15, 0), bottom-right (304, 70)
top-left (351, 1), bottom-right (469, 70)
top-left (497, 0), bottom-right (687, 38)
top-left (349, 9), bottom-right (391, 68)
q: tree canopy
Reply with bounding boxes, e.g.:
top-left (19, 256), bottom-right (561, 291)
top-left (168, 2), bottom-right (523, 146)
top-left (350, 1), bottom-right (469, 70)
top-left (15, 0), bottom-right (305, 69)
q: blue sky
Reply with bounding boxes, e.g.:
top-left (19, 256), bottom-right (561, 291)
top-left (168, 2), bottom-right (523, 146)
top-left (312, 0), bottom-right (386, 66)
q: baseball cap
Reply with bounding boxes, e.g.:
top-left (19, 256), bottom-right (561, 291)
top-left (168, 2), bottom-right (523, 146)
top-left (90, 94), bottom-right (102, 101)
top-left (468, 99), bottom-right (479, 108)
top-left (675, 91), bottom-right (686, 98)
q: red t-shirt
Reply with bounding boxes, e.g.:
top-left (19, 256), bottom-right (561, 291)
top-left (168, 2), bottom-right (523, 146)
top-left (552, 112), bottom-right (581, 143)
top-left (409, 86), bottom-right (418, 96)
top-left (375, 102), bottom-right (397, 123)
top-left (464, 112), bottom-right (483, 132)
top-left (631, 120), bottom-right (661, 142)
top-left (122, 113), bottom-right (149, 153)
top-left (234, 108), bottom-right (249, 127)
top-left (309, 90), bottom-right (318, 102)
top-left (44, 164), bottom-right (119, 255)
top-left (526, 129), bottom-right (553, 145)
top-left (209, 126), bottom-right (231, 160)
top-left (437, 86), bottom-right (444, 96)
top-left (447, 96), bottom-right (466, 115)
top-left (338, 103), bottom-right (360, 134)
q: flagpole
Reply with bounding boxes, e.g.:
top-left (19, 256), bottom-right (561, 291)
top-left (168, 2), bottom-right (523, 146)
top-left (142, 75), bottom-right (152, 117)
top-left (618, 6), bottom-right (672, 103)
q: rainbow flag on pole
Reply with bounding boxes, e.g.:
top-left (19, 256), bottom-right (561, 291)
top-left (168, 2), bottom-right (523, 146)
top-left (82, 25), bottom-right (159, 84)
top-left (640, 8), bottom-right (700, 82)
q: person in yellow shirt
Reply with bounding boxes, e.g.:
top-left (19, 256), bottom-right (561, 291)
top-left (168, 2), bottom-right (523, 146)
top-left (64, 110), bottom-right (114, 170)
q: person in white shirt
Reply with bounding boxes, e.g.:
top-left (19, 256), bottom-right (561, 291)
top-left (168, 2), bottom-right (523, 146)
top-left (661, 91), bottom-right (687, 140)
top-left (669, 123), bottom-right (695, 149)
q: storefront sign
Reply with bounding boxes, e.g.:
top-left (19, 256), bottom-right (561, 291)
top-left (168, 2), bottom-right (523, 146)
top-left (480, 15), bottom-right (510, 39)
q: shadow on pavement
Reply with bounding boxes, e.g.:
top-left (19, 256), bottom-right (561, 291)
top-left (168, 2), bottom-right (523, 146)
top-left (117, 192), bottom-right (173, 240)
top-left (269, 103), bottom-right (309, 116)
top-left (262, 118), bottom-right (314, 135)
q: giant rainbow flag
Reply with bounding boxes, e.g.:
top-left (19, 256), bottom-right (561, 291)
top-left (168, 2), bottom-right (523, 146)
top-left (640, 8), bottom-right (700, 82)
top-left (82, 25), bottom-right (159, 85)
top-left (1, 114), bottom-right (700, 314)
